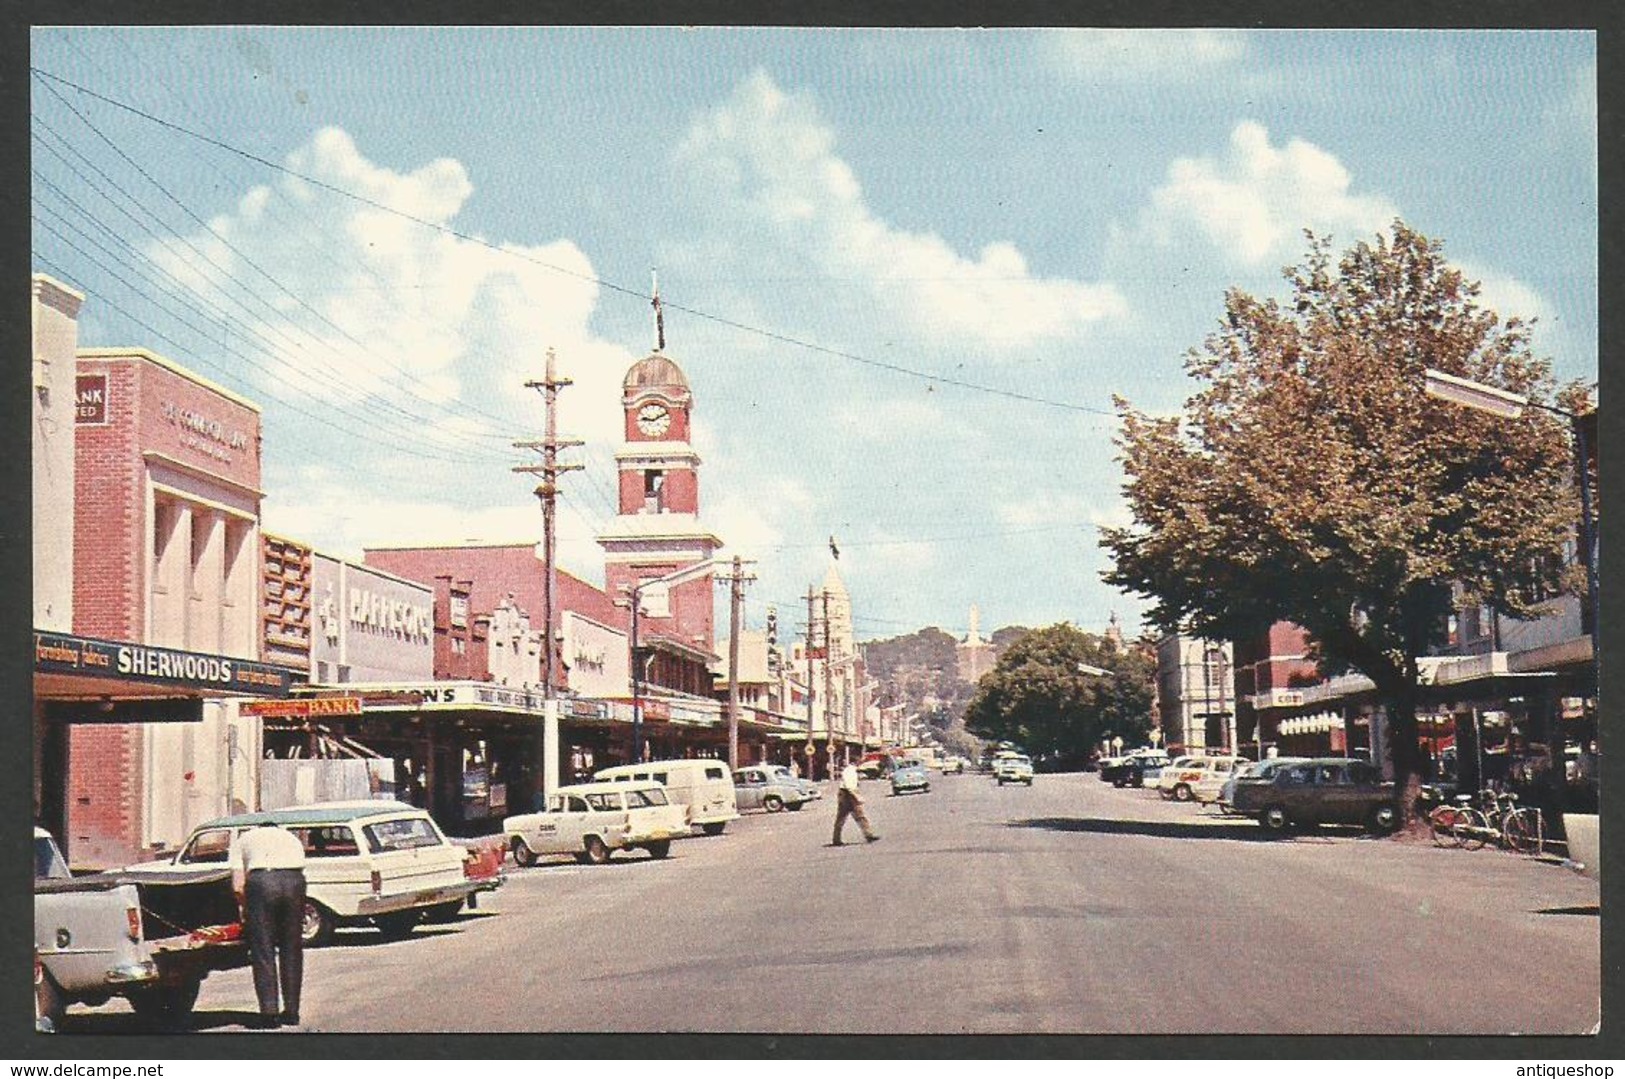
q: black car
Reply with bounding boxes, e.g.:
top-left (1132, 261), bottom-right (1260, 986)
top-left (1099, 754), bottom-right (1169, 788)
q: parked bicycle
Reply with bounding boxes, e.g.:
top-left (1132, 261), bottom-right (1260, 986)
top-left (1450, 788), bottom-right (1545, 855)
top-left (1422, 786), bottom-right (1474, 849)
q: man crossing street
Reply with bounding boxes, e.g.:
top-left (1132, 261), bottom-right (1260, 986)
top-left (832, 761), bottom-right (879, 845)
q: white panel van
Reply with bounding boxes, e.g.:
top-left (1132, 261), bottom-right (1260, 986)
top-left (594, 759), bottom-right (740, 835)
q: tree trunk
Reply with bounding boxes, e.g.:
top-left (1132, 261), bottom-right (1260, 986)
top-left (1387, 689), bottom-right (1425, 834)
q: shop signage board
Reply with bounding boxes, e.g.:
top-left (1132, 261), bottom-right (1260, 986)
top-left (74, 373), bottom-right (108, 425)
top-left (34, 631), bottom-right (294, 696)
top-left (240, 697), bottom-right (363, 718)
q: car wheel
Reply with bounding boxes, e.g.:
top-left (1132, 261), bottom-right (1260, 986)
top-left (1173, 784), bottom-right (1193, 802)
top-left (511, 836), bottom-right (539, 868)
top-left (1024, 778), bottom-right (1033, 786)
top-left (301, 899), bottom-right (337, 948)
top-left (701, 821), bottom-right (727, 837)
top-left (998, 777), bottom-right (1007, 786)
top-left (764, 795), bottom-right (784, 813)
top-left (1259, 805), bottom-right (1291, 833)
top-left (645, 839), bottom-right (672, 859)
top-left (582, 835), bottom-right (611, 864)
top-left (1111, 778), bottom-right (1125, 788)
top-left (37, 968), bottom-right (66, 1031)
top-left (128, 977), bottom-right (201, 1030)
top-left (787, 801), bottom-right (805, 812)
top-left (923, 784), bottom-right (930, 793)
top-left (374, 910), bottom-right (422, 940)
top-left (1367, 803), bottom-right (1399, 835)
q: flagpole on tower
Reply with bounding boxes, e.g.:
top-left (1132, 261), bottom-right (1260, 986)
top-left (651, 269), bottom-right (666, 353)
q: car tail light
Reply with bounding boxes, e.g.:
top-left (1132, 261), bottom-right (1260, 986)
top-left (370, 870), bottom-right (382, 894)
top-left (126, 905), bottom-right (141, 943)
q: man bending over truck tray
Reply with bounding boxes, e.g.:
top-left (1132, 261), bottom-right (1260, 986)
top-left (232, 823), bottom-right (307, 1029)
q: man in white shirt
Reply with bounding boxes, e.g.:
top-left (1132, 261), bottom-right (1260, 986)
top-left (832, 762), bottom-right (879, 845)
top-left (232, 823), bottom-right (307, 1028)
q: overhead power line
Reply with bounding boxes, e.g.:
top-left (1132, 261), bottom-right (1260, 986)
top-left (31, 67), bottom-right (1118, 419)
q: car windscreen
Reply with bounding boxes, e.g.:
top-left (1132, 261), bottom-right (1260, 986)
top-left (625, 788), bottom-right (670, 808)
top-left (178, 828), bottom-right (236, 864)
top-left (363, 816), bottom-right (444, 853)
top-left (34, 836), bottom-right (69, 880)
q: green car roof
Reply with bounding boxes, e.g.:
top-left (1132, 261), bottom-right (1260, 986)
top-left (198, 801), bottom-right (420, 829)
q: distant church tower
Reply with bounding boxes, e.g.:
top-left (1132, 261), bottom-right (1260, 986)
top-left (596, 334), bottom-right (723, 651)
top-left (956, 604), bottom-right (997, 684)
top-left (1105, 610), bottom-right (1124, 653)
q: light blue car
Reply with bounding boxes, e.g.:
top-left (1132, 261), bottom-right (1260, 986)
top-left (891, 760), bottom-right (931, 796)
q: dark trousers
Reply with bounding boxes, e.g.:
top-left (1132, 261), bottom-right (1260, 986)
top-left (244, 868), bottom-right (305, 1018)
top-left (833, 789), bottom-right (877, 843)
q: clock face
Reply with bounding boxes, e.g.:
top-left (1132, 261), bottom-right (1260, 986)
top-left (636, 403), bottom-right (671, 437)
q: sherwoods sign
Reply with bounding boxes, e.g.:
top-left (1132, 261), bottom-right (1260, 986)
top-left (34, 632), bottom-right (293, 696)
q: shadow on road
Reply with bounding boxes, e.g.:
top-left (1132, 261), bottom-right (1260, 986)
top-left (581, 941), bottom-right (973, 983)
top-left (1007, 816), bottom-right (1278, 842)
top-left (1536, 905), bottom-right (1600, 917)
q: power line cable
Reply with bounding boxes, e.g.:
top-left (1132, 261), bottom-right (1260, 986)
top-left (34, 73), bottom-right (539, 439)
top-left (31, 239), bottom-right (499, 467)
top-left (32, 67), bottom-right (1119, 419)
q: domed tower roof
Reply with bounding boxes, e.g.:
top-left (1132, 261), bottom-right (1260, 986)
top-left (623, 353), bottom-right (690, 397)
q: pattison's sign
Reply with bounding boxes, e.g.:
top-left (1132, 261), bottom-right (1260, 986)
top-left (34, 632), bottom-right (294, 696)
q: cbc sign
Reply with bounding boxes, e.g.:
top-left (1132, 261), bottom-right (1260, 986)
top-left (349, 587), bottom-right (431, 642)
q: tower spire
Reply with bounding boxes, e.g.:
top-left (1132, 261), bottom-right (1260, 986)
top-left (651, 269), bottom-right (666, 353)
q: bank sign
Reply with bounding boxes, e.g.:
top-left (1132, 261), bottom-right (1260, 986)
top-left (35, 632), bottom-right (294, 696)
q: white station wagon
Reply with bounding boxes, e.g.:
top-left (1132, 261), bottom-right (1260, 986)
top-left (132, 801), bottom-right (483, 947)
top-left (503, 781), bottom-right (688, 867)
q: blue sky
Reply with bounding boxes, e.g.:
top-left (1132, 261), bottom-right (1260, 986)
top-left (30, 27), bottom-right (1598, 645)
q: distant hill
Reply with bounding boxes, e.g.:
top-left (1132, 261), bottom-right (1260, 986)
top-left (861, 624), bottom-right (1034, 751)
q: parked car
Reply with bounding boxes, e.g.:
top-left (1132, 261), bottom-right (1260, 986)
top-left (35, 828), bottom-right (245, 1029)
top-left (993, 754), bottom-right (1035, 786)
top-left (595, 759), bottom-right (740, 835)
top-left (1099, 751), bottom-right (1168, 788)
top-left (733, 766), bottom-right (812, 813)
top-left (504, 781), bottom-right (688, 866)
top-left (1216, 757), bottom-right (1308, 814)
top-left (129, 801), bottom-right (484, 947)
top-left (1231, 757), bottom-right (1398, 834)
top-left (891, 760), bottom-right (931, 795)
top-left (764, 764), bottom-right (822, 801)
top-left (1155, 756), bottom-right (1206, 799)
top-left (1187, 756), bottom-right (1249, 805)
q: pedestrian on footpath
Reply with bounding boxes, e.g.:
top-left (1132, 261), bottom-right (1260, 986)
top-left (232, 822), bottom-right (307, 1029)
top-left (832, 761), bottom-right (879, 846)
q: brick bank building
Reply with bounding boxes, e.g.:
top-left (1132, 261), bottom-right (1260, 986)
top-left (32, 275), bottom-right (298, 868)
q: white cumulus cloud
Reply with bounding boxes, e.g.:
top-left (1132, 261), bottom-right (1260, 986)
top-left (145, 127), bottom-right (641, 557)
top-left (673, 70), bottom-right (1126, 354)
top-left (1138, 120), bottom-right (1399, 269)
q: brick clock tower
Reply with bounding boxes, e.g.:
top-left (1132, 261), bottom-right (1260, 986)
top-left (597, 351), bottom-right (723, 653)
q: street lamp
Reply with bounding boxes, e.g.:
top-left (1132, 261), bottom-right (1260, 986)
top-left (620, 559), bottom-right (721, 765)
top-left (1424, 368), bottom-right (1598, 812)
top-left (1423, 368), bottom-right (1597, 675)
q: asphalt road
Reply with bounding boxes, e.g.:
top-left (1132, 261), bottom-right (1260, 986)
top-left (59, 771), bottom-right (1600, 1036)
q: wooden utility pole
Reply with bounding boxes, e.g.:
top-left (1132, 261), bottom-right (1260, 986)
top-left (718, 556), bottom-right (756, 769)
top-left (514, 347), bottom-right (583, 700)
top-left (822, 590), bottom-right (835, 770)
top-left (804, 587), bottom-right (818, 779)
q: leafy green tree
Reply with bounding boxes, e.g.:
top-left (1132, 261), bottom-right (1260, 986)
top-left (1102, 222), bottom-right (1584, 827)
top-left (963, 624), bottom-right (1154, 767)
